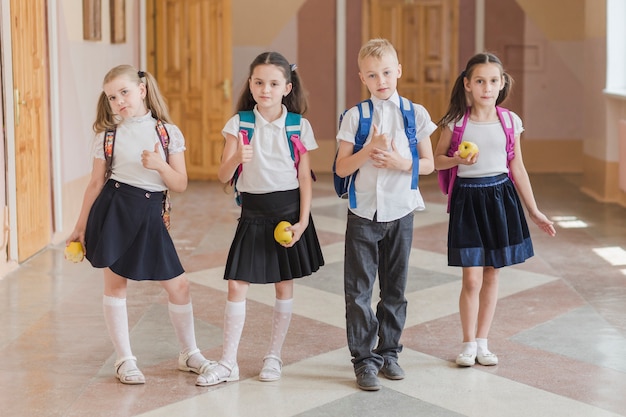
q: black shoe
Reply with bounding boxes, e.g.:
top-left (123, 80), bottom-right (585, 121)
top-left (356, 368), bottom-right (381, 391)
top-left (381, 359), bottom-right (405, 380)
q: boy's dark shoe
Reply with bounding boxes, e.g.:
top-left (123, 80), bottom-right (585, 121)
top-left (381, 359), bottom-right (405, 380)
top-left (356, 368), bottom-right (381, 391)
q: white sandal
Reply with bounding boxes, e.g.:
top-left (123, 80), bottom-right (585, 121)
top-left (114, 356), bottom-right (145, 385)
top-left (259, 355), bottom-right (282, 382)
top-left (178, 348), bottom-right (216, 375)
top-left (196, 361), bottom-right (239, 387)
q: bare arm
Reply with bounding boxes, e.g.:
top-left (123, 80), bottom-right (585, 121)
top-left (434, 127), bottom-right (478, 170)
top-left (283, 152), bottom-right (313, 248)
top-left (509, 137), bottom-right (556, 237)
top-left (217, 132), bottom-right (253, 184)
top-left (335, 125), bottom-right (390, 178)
top-left (66, 158), bottom-right (107, 248)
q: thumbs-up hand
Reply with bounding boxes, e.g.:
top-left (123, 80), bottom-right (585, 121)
top-left (142, 142), bottom-right (166, 170)
top-left (238, 131), bottom-right (253, 164)
top-left (370, 124), bottom-right (391, 150)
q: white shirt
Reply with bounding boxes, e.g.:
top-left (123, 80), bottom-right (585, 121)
top-left (447, 111), bottom-right (524, 178)
top-left (222, 105), bottom-right (318, 193)
top-left (92, 111), bottom-right (186, 191)
top-left (336, 92), bottom-right (437, 222)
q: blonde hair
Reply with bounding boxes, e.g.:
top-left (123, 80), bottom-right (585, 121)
top-left (358, 38), bottom-right (399, 68)
top-left (92, 65), bottom-right (172, 133)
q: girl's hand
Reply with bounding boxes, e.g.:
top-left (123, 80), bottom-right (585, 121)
top-left (238, 131), bottom-right (253, 164)
top-left (370, 141), bottom-right (411, 171)
top-left (66, 229), bottom-right (86, 251)
top-left (453, 149), bottom-right (479, 165)
top-left (281, 220), bottom-right (308, 248)
top-left (529, 210), bottom-right (556, 237)
top-left (142, 143), bottom-right (168, 171)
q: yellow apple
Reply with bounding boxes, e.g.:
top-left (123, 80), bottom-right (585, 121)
top-left (274, 221), bottom-right (293, 244)
top-left (64, 241), bottom-right (84, 263)
top-left (458, 141), bottom-right (479, 159)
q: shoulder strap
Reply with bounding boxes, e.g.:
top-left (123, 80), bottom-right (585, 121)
top-left (399, 96), bottom-right (419, 190)
top-left (285, 112), bottom-right (303, 165)
top-left (238, 110), bottom-right (255, 144)
top-left (449, 109), bottom-right (471, 156)
top-left (496, 106), bottom-right (515, 161)
top-left (104, 128), bottom-right (116, 180)
top-left (155, 119), bottom-right (170, 161)
top-left (355, 99), bottom-right (373, 151)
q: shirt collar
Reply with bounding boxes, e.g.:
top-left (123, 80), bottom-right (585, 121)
top-left (369, 91), bottom-right (400, 109)
top-left (252, 104), bottom-right (289, 128)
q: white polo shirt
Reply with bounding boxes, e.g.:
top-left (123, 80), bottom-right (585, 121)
top-left (222, 105), bottom-right (318, 193)
top-left (336, 92), bottom-right (437, 222)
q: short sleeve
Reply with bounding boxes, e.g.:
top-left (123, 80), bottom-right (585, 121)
top-left (92, 132), bottom-right (105, 160)
top-left (299, 117), bottom-right (318, 151)
top-left (412, 103), bottom-right (438, 142)
top-left (164, 123), bottom-right (186, 154)
top-left (510, 111), bottom-right (524, 136)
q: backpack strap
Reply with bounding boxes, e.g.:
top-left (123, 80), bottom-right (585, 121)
top-left (104, 128), bottom-right (116, 180)
top-left (238, 110), bottom-right (255, 145)
top-left (155, 119), bottom-right (170, 161)
top-left (104, 120), bottom-right (170, 181)
top-left (496, 106), bottom-right (516, 183)
top-left (285, 112), bottom-right (303, 167)
top-left (347, 99), bottom-right (374, 208)
top-left (442, 109), bottom-right (470, 211)
top-left (399, 96), bottom-right (419, 190)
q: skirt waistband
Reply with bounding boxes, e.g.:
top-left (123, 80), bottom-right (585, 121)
top-left (456, 173), bottom-right (509, 187)
top-left (104, 180), bottom-right (164, 202)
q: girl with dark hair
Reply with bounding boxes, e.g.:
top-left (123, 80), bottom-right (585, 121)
top-left (196, 52), bottom-right (324, 386)
top-left (434, 53), bottom-right (555, 367)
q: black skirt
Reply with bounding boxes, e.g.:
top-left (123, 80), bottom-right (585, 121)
top-left (448, 174), bottom-right (534, 268)
top-left (224, 189), bottom-right (324, 283)
top-left (85, 180), bottom-right (184, 281)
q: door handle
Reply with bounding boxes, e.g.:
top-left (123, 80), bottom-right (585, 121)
top-left (222, 79), bottom-right (230, 100)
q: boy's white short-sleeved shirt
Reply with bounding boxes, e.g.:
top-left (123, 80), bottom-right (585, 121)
top-left (336, 91), bottom-right (437, 222)
top-left (222, 105), bottom-right (318, 193)
top-left (91, 111), bottom-right (186, 192)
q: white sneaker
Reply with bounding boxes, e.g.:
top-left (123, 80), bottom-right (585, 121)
top-left (456, 352), bottom-right (476, 367)
top-left (477, 352), bottom-right (498, 366)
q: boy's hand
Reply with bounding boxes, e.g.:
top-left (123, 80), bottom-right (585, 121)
top-left (369, 125), bottom-right (391, 150)
top-left (370, 141), bottom-right (411, 171)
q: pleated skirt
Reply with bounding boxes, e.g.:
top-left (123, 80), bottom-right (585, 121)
top-left (85, 180), bottom-right (184, 281)
top-left (224, 189), bottom-right (325, 283)
top-left (448, 174), bottom-right (534, 268)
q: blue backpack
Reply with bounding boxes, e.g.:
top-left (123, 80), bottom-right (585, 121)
top-left (333, 96), bottom-right (420, 208)
top-left (230, 111), bottom-right (307, 206)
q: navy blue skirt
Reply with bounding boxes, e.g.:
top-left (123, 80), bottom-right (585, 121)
top-left (85, 180), bottom-right (184, 281)
top-left (448, 174), bottom-right (534, 268)
top-left (224, 189), bottom-right (324, 283)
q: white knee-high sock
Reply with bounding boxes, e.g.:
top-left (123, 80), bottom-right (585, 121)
top-left (168, 301), bottom-right (198, 354)
top-left (221, 300), bottom-right (246, 368)
top-left (265, 298), bottom-right (293, 359)
top-left (103, 295), bottom-right (133, 360)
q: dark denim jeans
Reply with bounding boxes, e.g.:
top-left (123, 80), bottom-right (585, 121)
top-left (344, 210), bottom-right (414, 375)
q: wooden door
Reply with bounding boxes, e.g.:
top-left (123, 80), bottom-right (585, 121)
top-left (365, 0), bottom-right (458, 125)
top-left (10, 0), bottom-right (52, 262)
top-left (147, 0), bottom-right (232, 180)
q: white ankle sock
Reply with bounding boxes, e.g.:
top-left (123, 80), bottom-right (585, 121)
top-left (102, 295), bottom-right (133, 360)
top-left (460, 341), bottom-right (477, 356)
top-left (265, 298), bottom-right (293, 359)
top-left (168, 301), bottom-right (205, 369)
top-left (476, 338), bottom-right (491, 355)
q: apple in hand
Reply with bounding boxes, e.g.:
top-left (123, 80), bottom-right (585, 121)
top-left (64, 241), bottom-right (84, 263)
top-left (274, 221), bottom-right (294, 244)
top-left (458, 141), bottom-right (479, 159)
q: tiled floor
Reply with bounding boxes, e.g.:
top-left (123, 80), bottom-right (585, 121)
top-left (1, 173), bottom-right (625, 417)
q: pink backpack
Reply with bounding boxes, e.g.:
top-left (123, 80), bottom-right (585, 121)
top-left (437, 106), bottom-right (516, 212)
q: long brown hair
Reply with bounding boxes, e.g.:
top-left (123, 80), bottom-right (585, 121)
top-left (93, 65), bottom-right (172, 133)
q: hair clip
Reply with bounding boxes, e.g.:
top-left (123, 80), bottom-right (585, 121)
top-left (461, 70), bottom-right (466, 78)
top-left (138, 70), bottom-right (146, 78)
top-left (290, 63), bottom-right (297, 72)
